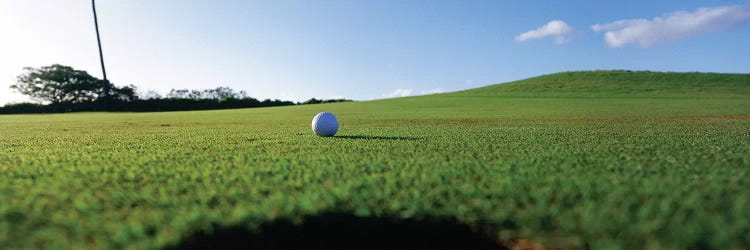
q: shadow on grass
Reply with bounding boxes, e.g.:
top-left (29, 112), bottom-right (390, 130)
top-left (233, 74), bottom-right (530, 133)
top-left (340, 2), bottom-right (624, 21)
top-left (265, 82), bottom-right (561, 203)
top-left (169, 212), bottom-right (505, 250)
top-left (334, 135), bottom-right (421, 141)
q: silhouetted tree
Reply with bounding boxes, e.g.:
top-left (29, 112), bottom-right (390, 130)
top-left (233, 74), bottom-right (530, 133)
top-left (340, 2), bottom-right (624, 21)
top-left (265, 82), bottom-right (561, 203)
top-left (140, 90), bottom-right (162, 100)
top-left (11, 64), bottom-right (136, 103)
top-left (302, 98), bottom-right (353, 105)
top-left (205, 86), bottom-right (246, 99)
top-left (11, 65), bottom-right (102, 103)
top-left (167, 89), bottom-right (191, 99)
top-left (166, 87), bottom-right (247, 100)
top-left (111, 84), bottom-right (137, 101)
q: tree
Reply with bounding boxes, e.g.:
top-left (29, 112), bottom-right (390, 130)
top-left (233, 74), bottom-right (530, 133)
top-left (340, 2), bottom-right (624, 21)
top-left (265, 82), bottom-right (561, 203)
top-left (166, 87), bottom-right (247, 100)
top-left (139, 90), bottom-right (162, 100)
top-left (301, 98), bottom-right (353, 105)
top-left (110, 84), bottom-right (137, 101)
top-left (11, 64), bottom-right (137, 104)
top-left (11, 65), bottom-right (102, 103)
top-left (167, 89), bottom-right (190, 99)
top-left (205, 86), bottom-right (246, 99)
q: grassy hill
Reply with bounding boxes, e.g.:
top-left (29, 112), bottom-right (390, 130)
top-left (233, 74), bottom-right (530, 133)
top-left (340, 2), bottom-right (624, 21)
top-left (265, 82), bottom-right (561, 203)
top-left (453, 70), bottom-right (750, 97)
top-left (1, 70), bottom-right (749, 249)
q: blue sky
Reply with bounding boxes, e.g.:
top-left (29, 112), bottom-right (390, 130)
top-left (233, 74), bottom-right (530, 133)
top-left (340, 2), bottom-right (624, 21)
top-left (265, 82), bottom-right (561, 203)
top-left (2, 0), bottom-right (749, 104)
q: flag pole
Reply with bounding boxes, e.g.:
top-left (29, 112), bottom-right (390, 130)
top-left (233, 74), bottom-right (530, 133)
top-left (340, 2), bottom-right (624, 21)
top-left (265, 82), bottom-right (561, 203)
top-left (92, 0), bottom-right (111, 109)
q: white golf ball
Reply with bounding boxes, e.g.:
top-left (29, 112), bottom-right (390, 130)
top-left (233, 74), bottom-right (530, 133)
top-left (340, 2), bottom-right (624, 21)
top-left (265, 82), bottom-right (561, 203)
top-left (311, 112), bottom-right (339, 137)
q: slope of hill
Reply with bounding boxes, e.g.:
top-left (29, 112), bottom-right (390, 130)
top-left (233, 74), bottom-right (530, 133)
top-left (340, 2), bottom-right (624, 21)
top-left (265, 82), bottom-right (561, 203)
top-left (451, 70), bottom-right (750, 98)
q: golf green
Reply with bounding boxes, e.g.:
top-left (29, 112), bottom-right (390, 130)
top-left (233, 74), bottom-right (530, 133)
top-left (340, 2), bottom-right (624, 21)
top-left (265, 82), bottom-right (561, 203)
top-left (1, 71), bottom-right (749, 249)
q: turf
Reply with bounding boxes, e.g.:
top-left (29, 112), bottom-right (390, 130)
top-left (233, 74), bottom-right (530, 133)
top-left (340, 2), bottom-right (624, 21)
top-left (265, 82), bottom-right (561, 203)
top-left (1, 70), bottom-right (749, 249)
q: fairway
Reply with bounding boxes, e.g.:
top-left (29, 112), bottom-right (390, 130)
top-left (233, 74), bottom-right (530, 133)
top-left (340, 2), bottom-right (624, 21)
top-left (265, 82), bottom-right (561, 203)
top-left (1, 71), bottom-right (749, 249)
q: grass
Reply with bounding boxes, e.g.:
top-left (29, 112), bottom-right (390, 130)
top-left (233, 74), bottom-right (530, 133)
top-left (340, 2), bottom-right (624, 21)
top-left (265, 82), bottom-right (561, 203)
top-left (457, 70), bottom-right (750, 98)
top-left (1, 70), bottom-right (749, 249)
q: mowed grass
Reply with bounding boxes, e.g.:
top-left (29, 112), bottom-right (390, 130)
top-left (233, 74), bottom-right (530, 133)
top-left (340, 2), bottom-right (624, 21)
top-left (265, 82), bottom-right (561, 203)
top-left (1, 71), bottom-right (749, 249)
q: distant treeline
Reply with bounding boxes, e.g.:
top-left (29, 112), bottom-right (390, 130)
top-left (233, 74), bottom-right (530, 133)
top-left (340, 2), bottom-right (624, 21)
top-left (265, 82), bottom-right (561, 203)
top-left (1, 64), bottom-right (352, 114)
top-left (0, 96), bottom-right (352, 114)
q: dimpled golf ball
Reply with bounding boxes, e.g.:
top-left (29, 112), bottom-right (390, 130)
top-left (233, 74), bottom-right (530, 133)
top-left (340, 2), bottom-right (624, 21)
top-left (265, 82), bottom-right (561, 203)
top-left (311, 112), bottom-right (339, 137)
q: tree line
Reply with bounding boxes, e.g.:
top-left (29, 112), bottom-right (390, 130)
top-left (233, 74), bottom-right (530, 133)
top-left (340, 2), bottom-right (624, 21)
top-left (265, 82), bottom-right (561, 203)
top-left (1, 64), bottom-right (351, 114)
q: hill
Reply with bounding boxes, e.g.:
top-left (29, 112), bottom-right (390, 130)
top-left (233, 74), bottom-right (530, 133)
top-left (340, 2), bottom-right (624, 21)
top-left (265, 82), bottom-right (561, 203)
top-left (452, 70), bottom-right (750, 98)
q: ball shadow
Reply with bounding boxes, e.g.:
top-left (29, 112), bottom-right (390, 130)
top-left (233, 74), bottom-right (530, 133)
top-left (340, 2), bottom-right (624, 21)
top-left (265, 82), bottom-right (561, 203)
top-left (334, 135), bottom-right (421, 141)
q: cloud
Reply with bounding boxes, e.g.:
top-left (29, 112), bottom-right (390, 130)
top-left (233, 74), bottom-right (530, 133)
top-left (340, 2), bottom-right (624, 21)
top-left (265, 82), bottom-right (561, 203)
top-left (420, 88), bottom-right (445, 95)
top-left (383, 88), bottom-right (413, 98)
top-left (382, 88), bottom-right (445, 98)
top-left (592, 5), bottom-right (750, 47)
top-left (515, 20), bottom-right (575, 44)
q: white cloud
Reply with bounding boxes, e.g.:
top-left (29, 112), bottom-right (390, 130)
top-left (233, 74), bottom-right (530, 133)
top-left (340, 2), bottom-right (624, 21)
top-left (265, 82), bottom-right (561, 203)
top-left (383, 88), bottom-right (413, 98)
top-left (592, 5), bottom-right (750, 47)
top-left (515, 20), bottom-right (575, 44)
top-left (420, 88), bottom-right (445, 95)
top-left (382, 88), bottom-right (445, 98)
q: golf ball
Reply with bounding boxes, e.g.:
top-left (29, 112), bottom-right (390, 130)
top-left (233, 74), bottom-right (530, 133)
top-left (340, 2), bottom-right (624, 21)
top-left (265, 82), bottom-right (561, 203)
top-left (311, 112), bottom-right (339, 137)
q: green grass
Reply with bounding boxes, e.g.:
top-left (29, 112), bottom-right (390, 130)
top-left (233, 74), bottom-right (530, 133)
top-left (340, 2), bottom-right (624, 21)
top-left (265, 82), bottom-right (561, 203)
top-left (457, 70), bottom-right (750, 98)
top-left (1, 70), bottom-right (749, 249)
